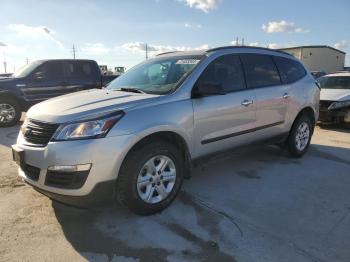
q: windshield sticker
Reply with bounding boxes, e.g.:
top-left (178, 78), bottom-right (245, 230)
top-left (176, 59), bottom-right (200, 65)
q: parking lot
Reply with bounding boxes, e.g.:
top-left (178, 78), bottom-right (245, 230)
top-left (0, 118), bottom-right (349, 262)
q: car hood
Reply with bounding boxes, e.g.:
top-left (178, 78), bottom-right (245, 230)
top-left (320, 89), bottom-right (350, 101)
top-left (27, 89), bottom-right (161, 123)
top-left (0, 77), bottom-right (17, 89)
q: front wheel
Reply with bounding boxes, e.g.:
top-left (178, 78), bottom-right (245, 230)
top-left (0, 98), bottom-right (21, 127)
top-left (116, 140), bottom-right (184, 215)
top-left (287, 115), bottom-right (313, 157)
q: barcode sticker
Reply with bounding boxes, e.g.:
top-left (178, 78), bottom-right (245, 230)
top-left (176, 59), bottom-right (200, 65)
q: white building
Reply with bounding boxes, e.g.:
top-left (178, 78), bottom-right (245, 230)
top-left (279, 45), bottom-right (346, 73)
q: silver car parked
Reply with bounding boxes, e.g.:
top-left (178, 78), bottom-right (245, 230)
top-left (12, 46), bottom-right (320, 215)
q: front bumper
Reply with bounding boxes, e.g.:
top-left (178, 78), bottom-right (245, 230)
top-left (318, 107), bottom-right (350, 123)
top-left (14, 132), bottom-right (138, 206)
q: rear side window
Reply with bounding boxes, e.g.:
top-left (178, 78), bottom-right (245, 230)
top-left (198, 54), bottom-right (246, 92)
top-left (66, 61), bottom-right (96, 79)
top-left (273, 56), bottom-right (306, 84)
top-left (241, 54), bottom-right (281, 88)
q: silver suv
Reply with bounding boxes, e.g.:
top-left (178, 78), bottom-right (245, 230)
top-left (12, 46), bottom-right (320, 215)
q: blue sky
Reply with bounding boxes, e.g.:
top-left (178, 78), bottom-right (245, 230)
top-left (0, 0), bottom-right (349, 73)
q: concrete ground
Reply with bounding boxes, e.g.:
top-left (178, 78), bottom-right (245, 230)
top-left (0, 119), bottom-right (349, 262)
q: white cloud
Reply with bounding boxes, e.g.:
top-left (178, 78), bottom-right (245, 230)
top-left (262, 20), bottom-right (309, 33)
top-left (180, 0), bottom-right (219, 13)
top-left (334, 40), bottom-right (348, 50)
top-left (248, 42), bottom-right (260, 47)
top-left (121, 42), bottom-right (209, 55)
top-left (7, 24), bottom-right (64, 48)
top-left (81, 43), bottom-right (110, 55)
top-left (0, 24), bottom-right (68, 73)
top-left (184, 23), bottom-right (202, 28)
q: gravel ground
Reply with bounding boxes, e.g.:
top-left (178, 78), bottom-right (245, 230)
top-left (0, 121), bottom-right (349, 262)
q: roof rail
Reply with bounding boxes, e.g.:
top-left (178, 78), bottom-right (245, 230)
top-left (206, 46), bottom-right (293, 56)
top-left (156, 51), bottom-right (181, 56)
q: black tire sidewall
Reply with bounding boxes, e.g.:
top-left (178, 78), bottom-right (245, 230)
top-left (117, 141), bottom-right (184, 215)
top-left (288, 116), bottom-right (312, 157)
top-left (0, 98), bottom-right (21, 127)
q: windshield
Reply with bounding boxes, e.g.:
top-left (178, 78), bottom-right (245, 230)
top-left (13, 61), bottom-right (44, 78)
top-left (319, 76), bottom-right (350, 90)
top-left (107, 55), bottom-right (204, 94)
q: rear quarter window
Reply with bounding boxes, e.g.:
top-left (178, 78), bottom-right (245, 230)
top-left (273, 56), bottom-right (306, 84)
top-left (240, 54), bottom-right (281, 88)
top-left (67, 61), bottom-right (97, 79)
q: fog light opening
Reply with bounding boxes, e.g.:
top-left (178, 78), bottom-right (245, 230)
top-left (47, 164), bottom-right (92, 173)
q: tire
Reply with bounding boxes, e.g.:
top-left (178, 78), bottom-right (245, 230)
top-left (116, 140), bottom-right (185, 215)
top-left (287, 114), bottom-right (313, 158)
top-left (0, 98), bottom-right (21, 127)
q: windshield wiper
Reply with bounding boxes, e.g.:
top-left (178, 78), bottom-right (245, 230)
top-left (119, 87), bottom-right (146, 94)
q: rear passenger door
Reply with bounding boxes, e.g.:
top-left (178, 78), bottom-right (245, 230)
top-left (192, 54), bottom-right (256, 157)
top-left (64, 60), bottom-right (101, 92)
top-left (241, 54), bottom-right (289, 137)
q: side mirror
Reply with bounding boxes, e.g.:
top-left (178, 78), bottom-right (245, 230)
top-left (193, 82), bottom-right (226, 97)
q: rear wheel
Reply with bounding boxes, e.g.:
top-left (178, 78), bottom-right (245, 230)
top-left (116, 140), bottom-right (184, 215)
top-left (0, 98), bottom-right (21, 127)
top-left (287, 115), bottom-right (313, 157)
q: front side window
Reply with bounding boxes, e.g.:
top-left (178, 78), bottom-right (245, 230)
top-left (273, 56), bottom-right (306, 84)
top-left (241, 54), bottom-right (281, 88)
top-left (108, 55), bottom-right (204, 94)
top-left (319, 76), bottom-right (350, 89)
top-left (32, 61), bottom-right (64, 81)
top-left (196, 54), bottom-right (246, 92)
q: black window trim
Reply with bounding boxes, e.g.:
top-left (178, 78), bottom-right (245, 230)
top-left (271, 55), bottom-right (307, 85)
top-left (192, 52), bottom-right (308, 97)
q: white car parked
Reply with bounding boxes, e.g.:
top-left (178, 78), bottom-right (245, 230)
top-left (319, 72), bottom-right (350, 124)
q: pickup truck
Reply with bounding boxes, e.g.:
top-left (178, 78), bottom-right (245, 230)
top-left (0, 59), bottom-right (118, 127)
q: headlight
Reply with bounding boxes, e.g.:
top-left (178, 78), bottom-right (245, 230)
top-left (53, 112), bottom-right (124, 141)
top-left (328, 100), bottom-right (350, 110)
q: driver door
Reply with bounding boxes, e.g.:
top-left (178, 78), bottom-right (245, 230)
top-left (24, 60), bottom-right (67, 104)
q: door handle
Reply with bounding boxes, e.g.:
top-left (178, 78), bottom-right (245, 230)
top-left (283, 93), bottom-right (290, 99)
top-left (241, 99), bottom-right (253, 106)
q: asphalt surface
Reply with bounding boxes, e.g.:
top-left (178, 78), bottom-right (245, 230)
top-left (0, 119), bottom-right (349, 262)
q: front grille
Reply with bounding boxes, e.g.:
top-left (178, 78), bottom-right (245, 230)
top-left (23, 119), bottom-right (59, 146)
top-left (45, 171), bottom-right (89, 189)
top-left (319, 100), bottom-right (334, 110)
top-left (23, 164), bottom-right (40, 181)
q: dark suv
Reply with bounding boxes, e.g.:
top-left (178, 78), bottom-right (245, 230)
top-left (0, 59), bottom-right (117, 127)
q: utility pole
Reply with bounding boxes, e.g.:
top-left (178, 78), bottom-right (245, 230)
top-left (242, 38), bottom-right (245, 46)
top-left (72, 44), bottom-right (77, 59)
top-left (2, 52), bottom-right (6, 73)
top-left (145, 43), bottom-right (148, 60)
top-left (26, 58), bottom-right (29, 65)
top-left (236, 37), bottom-right (239, 46)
